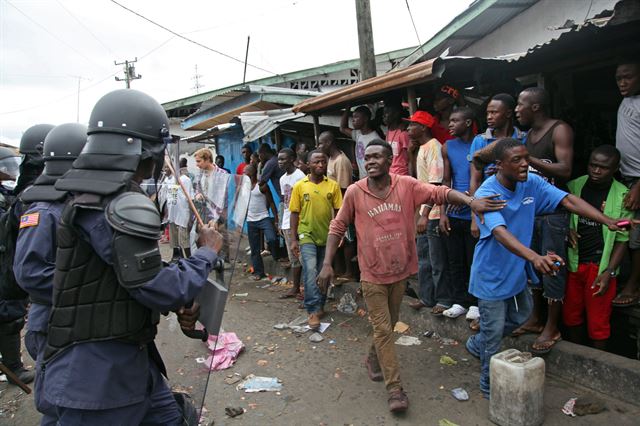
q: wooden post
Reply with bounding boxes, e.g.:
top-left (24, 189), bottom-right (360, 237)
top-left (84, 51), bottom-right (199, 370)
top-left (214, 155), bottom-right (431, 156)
top-left (312, 115), bottom-right (320, 146)
top-left (407, 87), bottom-right (417, 115)
top-left (355, 0), bottom-right (376, 81)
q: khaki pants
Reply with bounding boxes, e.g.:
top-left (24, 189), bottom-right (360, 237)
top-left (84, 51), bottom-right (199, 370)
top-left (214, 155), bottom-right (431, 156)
top-left (362, 280), bottom-right (406, 392)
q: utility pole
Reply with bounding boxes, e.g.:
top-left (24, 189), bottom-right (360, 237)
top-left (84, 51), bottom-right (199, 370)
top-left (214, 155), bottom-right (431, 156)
top-left (355, 0), bottom-right (376, 81)
top-left (114, 58), bottom-right (141, 88)
top-left (191, 64), bottom-right (204, 94)
top-left (242, 36), bottom-right (250, 84)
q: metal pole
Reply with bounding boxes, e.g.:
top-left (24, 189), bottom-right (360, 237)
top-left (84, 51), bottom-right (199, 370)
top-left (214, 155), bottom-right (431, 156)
top-left (125, 60), bottom-right (130, 89)
top-left (242, 36), bottom-right (250, 84)
top-left (355, 0), bottom-right (376, 81)
top-left (312, 115), bottom-right (320, 146)
top-left (407, 87), bottom-right (417, 114)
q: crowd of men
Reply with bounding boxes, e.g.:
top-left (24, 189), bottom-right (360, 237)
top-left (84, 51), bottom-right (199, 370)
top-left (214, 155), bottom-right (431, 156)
top-left (0, 59), bottom-right (638, 422)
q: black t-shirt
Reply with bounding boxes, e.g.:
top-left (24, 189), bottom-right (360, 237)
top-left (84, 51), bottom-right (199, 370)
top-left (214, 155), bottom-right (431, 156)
top-left (577, 182), bottom-right (610, 263)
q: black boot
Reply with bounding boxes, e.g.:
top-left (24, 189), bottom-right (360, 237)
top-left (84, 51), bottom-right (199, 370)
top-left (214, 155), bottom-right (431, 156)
top-left (0, 331), bottom-right (34, 385)
top-left (183, 248), bottom-right (191, 258)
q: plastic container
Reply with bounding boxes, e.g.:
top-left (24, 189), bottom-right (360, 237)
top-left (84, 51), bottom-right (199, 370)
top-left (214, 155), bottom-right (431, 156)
top-left (489, 349), bottom-right (545, 426)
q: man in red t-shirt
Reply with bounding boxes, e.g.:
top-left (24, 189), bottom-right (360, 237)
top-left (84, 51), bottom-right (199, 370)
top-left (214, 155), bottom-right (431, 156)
top-left (235, 144), bottom-right (252, 175)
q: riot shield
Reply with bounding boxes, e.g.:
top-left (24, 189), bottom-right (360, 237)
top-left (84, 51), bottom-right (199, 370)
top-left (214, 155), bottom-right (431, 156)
top-left (155, 164), bottom-right (252, 425)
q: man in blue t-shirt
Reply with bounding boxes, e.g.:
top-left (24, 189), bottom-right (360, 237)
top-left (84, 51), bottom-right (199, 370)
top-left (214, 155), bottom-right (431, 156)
top-left (465, 138), bottom-right (621, 398)
top-left (440, 107), bottom-right (479, 320)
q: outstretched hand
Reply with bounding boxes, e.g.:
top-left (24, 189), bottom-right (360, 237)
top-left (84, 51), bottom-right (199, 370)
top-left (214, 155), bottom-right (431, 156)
top-left (470, 194), bottom-right (506, 224)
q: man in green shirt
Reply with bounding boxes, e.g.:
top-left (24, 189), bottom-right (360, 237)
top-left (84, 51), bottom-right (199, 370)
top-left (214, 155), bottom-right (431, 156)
top-left (290, 150), bottom-right (343, 330)
top-left (564, 145), bottom-right (633, 350)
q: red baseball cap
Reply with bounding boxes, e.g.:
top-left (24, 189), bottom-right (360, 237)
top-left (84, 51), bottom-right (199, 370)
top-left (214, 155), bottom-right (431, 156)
top-left (403, 110), bottom-right (436, 128)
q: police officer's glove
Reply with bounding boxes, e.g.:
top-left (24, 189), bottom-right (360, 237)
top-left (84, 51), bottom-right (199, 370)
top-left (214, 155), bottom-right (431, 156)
top-left (176, 302), bottom-right (200, 331)
top-left (196, 224), bottom-right (223, 254)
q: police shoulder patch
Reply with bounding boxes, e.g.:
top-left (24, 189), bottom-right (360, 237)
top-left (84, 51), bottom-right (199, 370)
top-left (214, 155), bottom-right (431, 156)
top-left (19, 212), bottom-right (40, 228)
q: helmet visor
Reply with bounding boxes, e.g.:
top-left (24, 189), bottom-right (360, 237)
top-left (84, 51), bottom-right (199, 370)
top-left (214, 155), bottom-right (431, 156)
top-left (0, 155), bottom-right (22, 180)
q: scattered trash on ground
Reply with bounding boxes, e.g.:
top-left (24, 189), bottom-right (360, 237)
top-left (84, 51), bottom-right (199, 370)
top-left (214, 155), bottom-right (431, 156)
top-left (356, 308), bottom-right (367, 317)
top-left (224, 373), bottom-right (243, 385)
top-left (423, 330), bottom-right (459, 346)
top-left (225, 406), bottom-right (245, 418)
top-left (451, 388), bottom-right (469, 401)
top-left (329, 339), bottom-right (336, 344)
top-left (439, 419), bottom-right (459, 426)
top-left (303, 322), bottom-right (331, 333)
top-left (236, 375), bottom-right (283, 393)
top-left (336, 293), bottom-right (358, 314)
top-left (395, 336), bottom-right (422, 346)
top-left (253, 343), bottom-right (278, 354)
top-left (563, 398), bottom-right (577, 417)
top-left (440, 355), bottom-right (457, 366)
top-left (256, 359), bottom-right (269, 366)
top-left (232, 293), bottom-right (248, 297)
top-left (309, 332), bottom-right (324, 342)
top-left (196, 332), bottom-right (244, 371)
top-left (393, 321), bottom-right (410, 334)
top-left (563, 396), bottom-right (606, 416)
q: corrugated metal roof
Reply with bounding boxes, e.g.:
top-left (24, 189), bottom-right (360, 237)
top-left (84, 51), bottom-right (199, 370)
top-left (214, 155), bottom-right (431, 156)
top-left (181, 85), bottom-right (319, 130)
top-left (292, 56), bottom-right (504, 114)
top-left (162, 46), bottom-right (417, 112)
top-left (239, 108), bottom-right (304, 142)
top-left (508, 1), bottom-right (639, 67)
top-left (395, 0), bottom-right (539, 69)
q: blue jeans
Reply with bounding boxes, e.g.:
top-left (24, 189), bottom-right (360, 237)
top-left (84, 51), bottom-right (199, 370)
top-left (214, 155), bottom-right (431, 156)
top-left (300, 243), bottom-right (326, 314)
top-left (466, 289), bottom-right (533, 397)
top-left (443, 217), bottom-right (478, 307)
top-left (530, 212), bottom-right (569, 300)
top-left (416, 233), bottom-right (435, 306)
top-left (247, 218), bottom-right (277, 277)
top-left (427, 219), bottom-right (451, 307)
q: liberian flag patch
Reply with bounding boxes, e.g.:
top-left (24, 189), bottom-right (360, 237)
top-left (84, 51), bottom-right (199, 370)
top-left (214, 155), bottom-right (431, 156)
top-left (20, 213), bottom-right (40, 228)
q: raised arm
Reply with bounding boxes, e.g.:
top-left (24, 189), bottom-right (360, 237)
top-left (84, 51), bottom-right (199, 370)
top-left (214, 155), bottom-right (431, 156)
top-left (339, 109), bottom-right (353, 138)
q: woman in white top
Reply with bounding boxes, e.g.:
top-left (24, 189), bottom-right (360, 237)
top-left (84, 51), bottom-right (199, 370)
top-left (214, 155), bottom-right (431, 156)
top-left (244, 164), bottom-right (279, 280)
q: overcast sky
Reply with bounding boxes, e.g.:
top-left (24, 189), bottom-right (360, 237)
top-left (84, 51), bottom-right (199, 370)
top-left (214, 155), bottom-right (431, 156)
top-left (0, 0), bottom-right (471, 146)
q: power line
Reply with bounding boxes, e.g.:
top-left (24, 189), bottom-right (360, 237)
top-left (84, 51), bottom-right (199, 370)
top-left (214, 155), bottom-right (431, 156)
top-left (109, 0), bottom-right (279, 76)
top-left (4, 0), bottom-right (106, 71)
top-left (0, 36), bottom-right (174, 116)
top-left (55, 0), bottom-right (114, 55)
top-left (404, 0), bottom-right (423, 55)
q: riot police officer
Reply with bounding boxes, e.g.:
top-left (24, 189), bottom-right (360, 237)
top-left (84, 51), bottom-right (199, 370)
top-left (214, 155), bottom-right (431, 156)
top-left (42, 89), bottom-right (223, 424)
top-left (0, 124), bottom-right (54, 387)
top-left (14, 122), bottom-right (88, 424)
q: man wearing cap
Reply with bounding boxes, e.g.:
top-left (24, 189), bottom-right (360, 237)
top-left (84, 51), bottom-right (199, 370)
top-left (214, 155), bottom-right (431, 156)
top-left (431, 85), bottom-right (460, 144)
top-left (406, 111), bottom-right (450, 313)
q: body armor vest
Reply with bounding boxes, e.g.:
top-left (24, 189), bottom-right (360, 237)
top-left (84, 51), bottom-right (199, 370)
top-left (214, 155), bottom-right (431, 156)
top-left (44, 194), bottom-right (159, 362)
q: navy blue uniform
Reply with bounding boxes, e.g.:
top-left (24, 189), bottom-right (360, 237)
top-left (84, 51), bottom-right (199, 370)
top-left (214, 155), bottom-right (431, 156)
top-left (0, 194), bottom-right (28, 324)
top-left (15, 201), bottom-right (63, 425)
top-left (38, 207), bottom-right (216, 424)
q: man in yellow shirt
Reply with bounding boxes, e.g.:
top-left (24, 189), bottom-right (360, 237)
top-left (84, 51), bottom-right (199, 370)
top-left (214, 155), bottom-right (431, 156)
top-left (290, 150), bottom-right (343, 330)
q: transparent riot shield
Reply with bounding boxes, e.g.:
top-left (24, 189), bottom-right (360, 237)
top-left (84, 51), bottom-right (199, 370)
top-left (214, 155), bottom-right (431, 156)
top-left (155, 164), bottom-right (251, 425)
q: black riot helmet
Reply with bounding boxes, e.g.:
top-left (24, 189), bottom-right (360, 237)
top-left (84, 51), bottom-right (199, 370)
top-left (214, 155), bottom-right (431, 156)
top-left (20, 123), bottom-right (88, 203)
top-left (56, 89), bottom-right (171, 196)
top-left (0, 147), bottom-right (21, 182)
top-left (42, 123), bottom-right (88, 176)
top-left (19, 123), bottom-right (55, 156)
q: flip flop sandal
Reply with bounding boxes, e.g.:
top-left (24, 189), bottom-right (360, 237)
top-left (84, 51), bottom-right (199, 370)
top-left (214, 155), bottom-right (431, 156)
top-left (531, 336), bottom-right (562, 355)
top-left (612, 294), bottom-right (640, 307)
top-left (250, 274), bottom-right (266, 281)
top-left (510, 325), bottom-right (544, 337)
top-left (431, 305), bottom-right (448, 316)
top-left (278, 291), bottom-right (299, 299)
